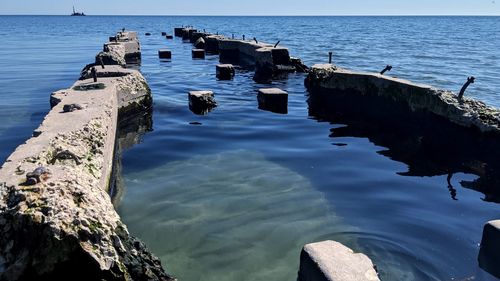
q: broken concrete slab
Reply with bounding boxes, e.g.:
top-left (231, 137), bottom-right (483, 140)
top-left (479, 220), bottom-right (500, 279)
top-left (189, 91), bottom-right (217, 115)
top-left (305, 64), bottom-right (500, 135)
top-left (216, 64), bottom-right (235, 80)
top-left (298, 240), bottom-right (380, 281)
top-left (257, 88), bottom-right (288, 114)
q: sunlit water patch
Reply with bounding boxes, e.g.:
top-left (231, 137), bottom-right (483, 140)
top-left (118, 150), bottom-right (356, 281)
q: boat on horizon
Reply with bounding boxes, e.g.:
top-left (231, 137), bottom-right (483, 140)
top-left (71, 6), bottom-right (86, 16)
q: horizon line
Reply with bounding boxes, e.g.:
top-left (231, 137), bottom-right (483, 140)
top-left (1, 14), bottom-right (499, 17)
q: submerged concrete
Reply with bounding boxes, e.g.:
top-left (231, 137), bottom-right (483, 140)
top-left (0, 31), bottom-right (172, 280)
top-left (298, 241), bottom-right (380, 281)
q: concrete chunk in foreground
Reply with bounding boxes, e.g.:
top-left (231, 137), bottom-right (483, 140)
top-left (479, 220), bottom-right (500, 278)
top-left (298, 240), bottom-right (380, 281)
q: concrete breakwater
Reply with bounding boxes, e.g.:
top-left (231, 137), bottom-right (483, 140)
top-left (305, 63), bottom-right (500, 279)
top-left (175, 27), bottom-right (308, 81)
top-left (0, 31), bottom-right (173, 280)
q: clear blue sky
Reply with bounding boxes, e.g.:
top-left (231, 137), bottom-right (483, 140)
top-left (1, 0), bottom-right (498, 15)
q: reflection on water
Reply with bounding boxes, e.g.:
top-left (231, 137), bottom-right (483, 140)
top-left (118, 150), bottom-right (355, 281)
top-left (307, 91), bottom-right (500, 204)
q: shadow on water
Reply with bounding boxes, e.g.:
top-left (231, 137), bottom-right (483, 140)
top-left (307, 89), bottom-right (500, 204)
top-left (110, 107), bottom-right (153, 206)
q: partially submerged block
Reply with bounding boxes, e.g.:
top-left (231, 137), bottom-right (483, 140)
top-left (216, 64), bottom-right (235, 80)
top-left (257, 88), bottom-right (288, 114)
top-left (305, 64), bottom-right (500, 135)
top-left (192, 49), bottom-right (206, 59)
top-left (189, 91), bottom-right (217, 115)
top-left (298, 241), bottom-right (380, 281)
top-left (479, 220), bottom-right (500, 278)
top-left (166, 35), bottom-right (173, 39)
top-left (174, 27), bottom-right (184, 37)
top-left (161, 32), bottom-right (167, 36)
top-left (158, 49), bottom-right (172, 59)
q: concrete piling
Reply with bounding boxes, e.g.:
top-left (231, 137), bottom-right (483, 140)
top-left (192, 49), bottom-right (206, 59)
top-left (188, 91), bottom-right (217, 115)
top-left (298, 241), bottom-right (380, 281)
top-left (479, 220), bottom-right (500, 278)
top-left (161, 32), bottom-right (167, 36)
top-left (174, 27), bottom-right (184, 37)
top-left (257, 88), bottom-right (288, 114)
top-left (158, 49), bottom-right (172, 59)
top-left (194, 37), bottom-right (206, 49)
top-left (166, 35), bottom-right (173, 39)
top-left (216, 64), bottom-right (235, 80)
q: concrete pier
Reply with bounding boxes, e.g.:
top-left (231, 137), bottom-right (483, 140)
top-left (0, 30), bottom-right (173, 280)
top-left (298, 241), bottom-right (380, 281)
top-left (175, 26), bottom-right (306, 80)
top-left (305, 64), bottom-right (500, 135)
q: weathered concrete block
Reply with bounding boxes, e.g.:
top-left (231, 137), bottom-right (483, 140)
top-left (305, 64), bottom-right (500, 135)
top-left (189, 91), bottom-right (217, 115)
top-left (216, 64), bottom-right (235, 80)
top-left (174, 27), bottom-right (184, 37)
top-left (205, 35), bottom-right (224, 54)
top-left (194, 37), bottom-right (206, 49)
top-left (158, 49), bottom-right (172, 59)
top-left (192, 49), bottom-right (205, 59)
top-left (96, 43), bottom-right (126, 66)
top-left (257, 88), bottom-right (288, 114)
top-left (298, 241), bottom-right (380, 281)
top-left (479, 220), bottom-right (500, 278)
top-left (272, 47), bottom-right (291, 65)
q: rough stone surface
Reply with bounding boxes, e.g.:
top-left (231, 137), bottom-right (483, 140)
top-left (189, 91), bottom-right (217, 115)
top-left (305, 64), bottom-right (500, 135)
top-left (479, 220), bottom-right (500, 278)
top-left (298, 241), bottom-right (380, 281)
top-left (0, 33), bottom-right (172, 281)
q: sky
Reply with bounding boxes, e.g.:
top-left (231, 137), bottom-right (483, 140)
top-left (0, 0), bottom-right (498, 16)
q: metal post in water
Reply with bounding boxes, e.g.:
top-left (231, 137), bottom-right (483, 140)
top-left (253, 37), bottom-right (258, 44)
top-left (329, 52), bottom-right (333, 64)
top-left (99, 57), bottom-right (105, 69)
top-left (91, 67), bottom-right (97, 83)
top-left (380, 65), bottom-right (392, 75)
top-left (274, 41), bottom-right (280, 48)
top-left (458, 76), bottom-right (475, 101)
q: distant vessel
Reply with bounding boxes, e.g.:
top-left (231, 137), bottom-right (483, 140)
top-left (71, 6), bottom-right (86, 16)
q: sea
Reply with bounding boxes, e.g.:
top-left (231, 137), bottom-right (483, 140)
top-left (0, 16), bottom-right (499, 281)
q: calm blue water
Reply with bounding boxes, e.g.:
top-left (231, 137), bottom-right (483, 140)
top-left (0, 16), bottom-right (499, 281)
